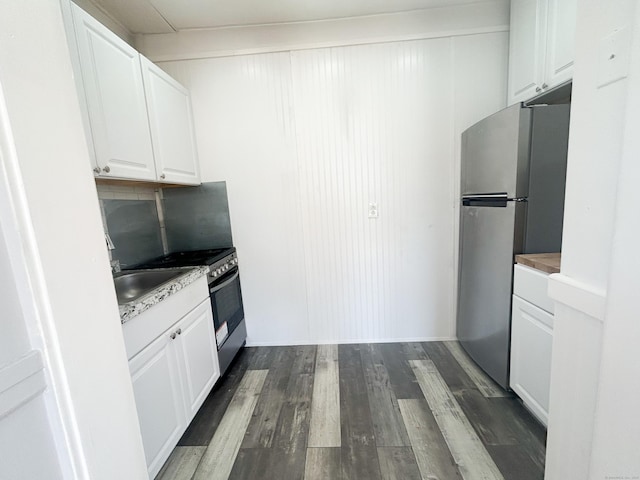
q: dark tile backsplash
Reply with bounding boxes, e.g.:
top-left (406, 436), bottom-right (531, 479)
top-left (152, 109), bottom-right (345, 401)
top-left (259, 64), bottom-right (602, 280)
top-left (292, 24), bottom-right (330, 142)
top-left (163, 181), bottom-right (233, 252)
top-left (103, 199), bottom-right (164, 268)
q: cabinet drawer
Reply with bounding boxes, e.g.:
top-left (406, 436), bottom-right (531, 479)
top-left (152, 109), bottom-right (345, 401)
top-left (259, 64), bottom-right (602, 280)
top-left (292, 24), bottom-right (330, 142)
top-left (122, 275), bottom-right (208, 359)
top-left (513, 264), bottom-right (554, 314)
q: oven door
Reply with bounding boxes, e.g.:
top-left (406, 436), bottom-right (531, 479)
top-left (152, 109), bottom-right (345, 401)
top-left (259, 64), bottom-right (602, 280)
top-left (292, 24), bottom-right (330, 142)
top-left (209, 267), bottom-right (244, 349)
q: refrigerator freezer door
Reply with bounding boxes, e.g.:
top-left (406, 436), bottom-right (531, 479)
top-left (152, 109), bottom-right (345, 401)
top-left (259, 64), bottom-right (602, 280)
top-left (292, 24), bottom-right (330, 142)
top-left (524, 104), bottom-right (571, 253)
top-left (457, 202), bottom-right (520, 389)
top-left (461, 104), bottom-right (531, 198)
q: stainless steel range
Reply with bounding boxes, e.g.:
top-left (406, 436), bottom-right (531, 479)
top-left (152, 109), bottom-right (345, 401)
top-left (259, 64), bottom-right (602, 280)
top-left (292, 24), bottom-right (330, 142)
top-left (131, 247), bottom-right (246, 375)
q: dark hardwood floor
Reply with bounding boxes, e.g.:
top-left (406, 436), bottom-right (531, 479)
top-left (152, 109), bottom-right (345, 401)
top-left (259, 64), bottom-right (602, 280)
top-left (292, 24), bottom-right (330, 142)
top-left (156, 342), bottom-right (546, 480)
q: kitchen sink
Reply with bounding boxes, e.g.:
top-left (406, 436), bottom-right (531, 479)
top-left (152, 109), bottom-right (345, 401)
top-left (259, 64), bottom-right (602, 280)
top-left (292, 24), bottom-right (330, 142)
top-left (113, 269), bottom-right (185, 305)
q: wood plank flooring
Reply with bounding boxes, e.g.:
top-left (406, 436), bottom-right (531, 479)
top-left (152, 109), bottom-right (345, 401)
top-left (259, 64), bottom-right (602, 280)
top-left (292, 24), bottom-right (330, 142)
top-left (156, 342), bottom-right (546, 480)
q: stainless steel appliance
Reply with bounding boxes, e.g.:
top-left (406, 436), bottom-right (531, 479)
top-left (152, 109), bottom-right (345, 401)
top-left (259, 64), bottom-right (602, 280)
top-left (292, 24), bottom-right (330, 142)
top-left (206, 250), bottom-right (246, 375)
top-left (131, 247), bottom-right (246, 375)
top-left (457, 103), bottom-right (570, 389)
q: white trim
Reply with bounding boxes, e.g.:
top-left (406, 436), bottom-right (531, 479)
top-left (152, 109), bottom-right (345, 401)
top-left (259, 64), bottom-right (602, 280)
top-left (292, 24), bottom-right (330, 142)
top-left (144, 27), bottom-right (509, 62)
top-left (246, 336), bottom-right (457, 347)
top-left (548, 273), bottom-right (607, 322)
top-left (0, 80), bottom-right (88, 479)
top-left (0, 351), bottom-right (46, 419)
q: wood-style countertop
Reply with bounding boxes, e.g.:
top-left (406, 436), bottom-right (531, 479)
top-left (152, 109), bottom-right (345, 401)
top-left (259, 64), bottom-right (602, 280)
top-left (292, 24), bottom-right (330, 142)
top-left (515, 253), bottom-right (561, 274)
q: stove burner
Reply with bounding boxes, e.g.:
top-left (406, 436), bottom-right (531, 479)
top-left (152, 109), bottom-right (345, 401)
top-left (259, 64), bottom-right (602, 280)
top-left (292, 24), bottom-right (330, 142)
top-left (128, 247), bottom-right (235, 270)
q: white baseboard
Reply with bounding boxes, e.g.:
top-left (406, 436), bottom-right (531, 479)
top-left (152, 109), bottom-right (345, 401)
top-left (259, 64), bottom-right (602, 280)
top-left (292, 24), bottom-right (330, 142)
top-left (245, 336), bottom-right (457, 347)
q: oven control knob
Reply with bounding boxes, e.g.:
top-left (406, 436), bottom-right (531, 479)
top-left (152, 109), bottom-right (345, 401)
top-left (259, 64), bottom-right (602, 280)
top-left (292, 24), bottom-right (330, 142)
top-left (212, 271), bottom-right (218, 277)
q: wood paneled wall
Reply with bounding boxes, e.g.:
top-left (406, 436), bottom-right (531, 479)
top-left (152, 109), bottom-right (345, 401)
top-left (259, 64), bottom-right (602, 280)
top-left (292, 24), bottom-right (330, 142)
top-left (159, 33), bottom-right (508, 345)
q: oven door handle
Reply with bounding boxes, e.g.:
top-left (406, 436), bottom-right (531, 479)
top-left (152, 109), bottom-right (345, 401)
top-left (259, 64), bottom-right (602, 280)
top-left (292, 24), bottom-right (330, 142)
top-left (210, 271), bottom-right (239, 294)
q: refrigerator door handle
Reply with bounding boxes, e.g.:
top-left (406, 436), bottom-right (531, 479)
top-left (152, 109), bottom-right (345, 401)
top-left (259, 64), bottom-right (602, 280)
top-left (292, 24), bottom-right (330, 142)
top-left (462, 193), bottom-right (527, 207)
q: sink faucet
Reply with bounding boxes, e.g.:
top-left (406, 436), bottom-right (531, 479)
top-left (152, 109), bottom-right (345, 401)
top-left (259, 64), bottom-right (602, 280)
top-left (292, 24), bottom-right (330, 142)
top-left (104, 233), bottom-right (120, 273)
top-left (105, 232), bottom-right (115, 250)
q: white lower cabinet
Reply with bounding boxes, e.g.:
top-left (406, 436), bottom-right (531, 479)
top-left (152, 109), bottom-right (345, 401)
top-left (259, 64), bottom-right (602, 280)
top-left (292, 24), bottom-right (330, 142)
top-left (126, 296), bottom-right (219, 478)
top-left (129, 330), bottom-right (185, 476)
top-left (510, 264), bottom-right (554, 426)
top-left (175, 300), bottom-right (220, 419)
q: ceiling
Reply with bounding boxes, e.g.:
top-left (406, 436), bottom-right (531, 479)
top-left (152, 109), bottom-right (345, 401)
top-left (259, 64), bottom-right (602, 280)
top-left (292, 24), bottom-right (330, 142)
top-left (89, 0), bottom-right (496, 35)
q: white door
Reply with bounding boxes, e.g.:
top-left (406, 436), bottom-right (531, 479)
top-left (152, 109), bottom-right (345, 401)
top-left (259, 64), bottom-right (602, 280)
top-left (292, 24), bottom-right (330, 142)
top-left (0, 87), bottom-right (71, 479)
top-left (509, 295), bottom-right (554, 426)
top-left (141, 57), bottom-right (200, 185)
top-left (508, 0), bottom-right (548, 105)
top-left (175, 300), bottom-right (219, 418)
top-left (129, 331), bottom-right (185, 478)
top-left (544, 0), bottom-right (577, 88)
top-left (71, 4), bottom-right (156, 181)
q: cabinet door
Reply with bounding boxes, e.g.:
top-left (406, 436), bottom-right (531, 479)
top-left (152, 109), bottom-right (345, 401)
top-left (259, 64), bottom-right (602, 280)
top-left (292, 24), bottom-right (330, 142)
top-left (175, 300), bottom-right (219, 418)
top-left (544, 0), bottom-right (577, 87)
top-left (508, 0), bottom-right (548, 105)
top-left (71, 4), bottom-right (156, 181)
top-left (129, 332), bottom-right (185, 478)
top-left (140, 57), bottom-right (201, 185)
top-left (509, 295), bottom-right (553, 426)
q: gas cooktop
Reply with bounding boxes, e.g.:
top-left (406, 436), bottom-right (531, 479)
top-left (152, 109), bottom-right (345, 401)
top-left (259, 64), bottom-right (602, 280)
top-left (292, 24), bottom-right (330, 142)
top-left (129, 247), bottom-right (235, 270)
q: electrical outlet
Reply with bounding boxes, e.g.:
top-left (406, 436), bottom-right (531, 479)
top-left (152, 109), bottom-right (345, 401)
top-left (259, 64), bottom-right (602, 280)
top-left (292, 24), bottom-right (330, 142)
top-left (368, 202), bottom-right (378, 218)
top-left (597, 26), bottom-right (631, 88)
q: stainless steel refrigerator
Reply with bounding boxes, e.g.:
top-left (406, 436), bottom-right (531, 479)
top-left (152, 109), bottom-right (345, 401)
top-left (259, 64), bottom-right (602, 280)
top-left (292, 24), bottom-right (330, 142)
top-left (457, 103), bottom-right (570, 389)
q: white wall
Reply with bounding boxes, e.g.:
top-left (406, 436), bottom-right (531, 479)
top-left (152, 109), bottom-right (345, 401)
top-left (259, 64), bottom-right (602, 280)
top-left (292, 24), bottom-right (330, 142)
top-left (585, 0), bottom-right (640, 476)
top-left (545, 0), bottom-right (640, 478)
top-left (0, 1), bottom-right (147, 478)
top-left (158, 31), bottom-right (507, 346)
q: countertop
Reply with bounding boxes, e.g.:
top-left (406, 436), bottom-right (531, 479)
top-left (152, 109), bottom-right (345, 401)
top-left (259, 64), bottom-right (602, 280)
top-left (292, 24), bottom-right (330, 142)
top-left (119, 266), bottom-right (209, 324)
top-left (515, 253), bottom-right (561, 274)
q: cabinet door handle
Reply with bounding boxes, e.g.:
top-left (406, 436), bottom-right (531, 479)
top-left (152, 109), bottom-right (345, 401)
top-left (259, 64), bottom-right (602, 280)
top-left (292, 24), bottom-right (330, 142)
top-left (170, 332), bottom-right (177, 340)
top-left (93, 166), bottom-right (101, 174)
top-left (103, 165), bottom-right (111, 173)
top-left (176, 328), bottom-right (182, 335)
top-left (160, 173), bottom-right (166, 179)
top-left (535, 86), bottom-right (542, 92)
top-left (542, 83), bottom-right (549, 89)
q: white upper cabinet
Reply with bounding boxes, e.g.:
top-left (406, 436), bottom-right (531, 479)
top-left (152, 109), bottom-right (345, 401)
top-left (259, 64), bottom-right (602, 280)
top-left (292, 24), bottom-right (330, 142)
top-left (66, 2), bottom-right (201, 185)
top-left (71, 3), bottom-right (157, 181)
top-left (544, 0), bottom-right (578, 87)
top-left (508, 0), bottom-right (577, 105)
top-left (141, 58), bottom-right (200, 185)
top-left (508, 0), bottom-right (547, 103)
